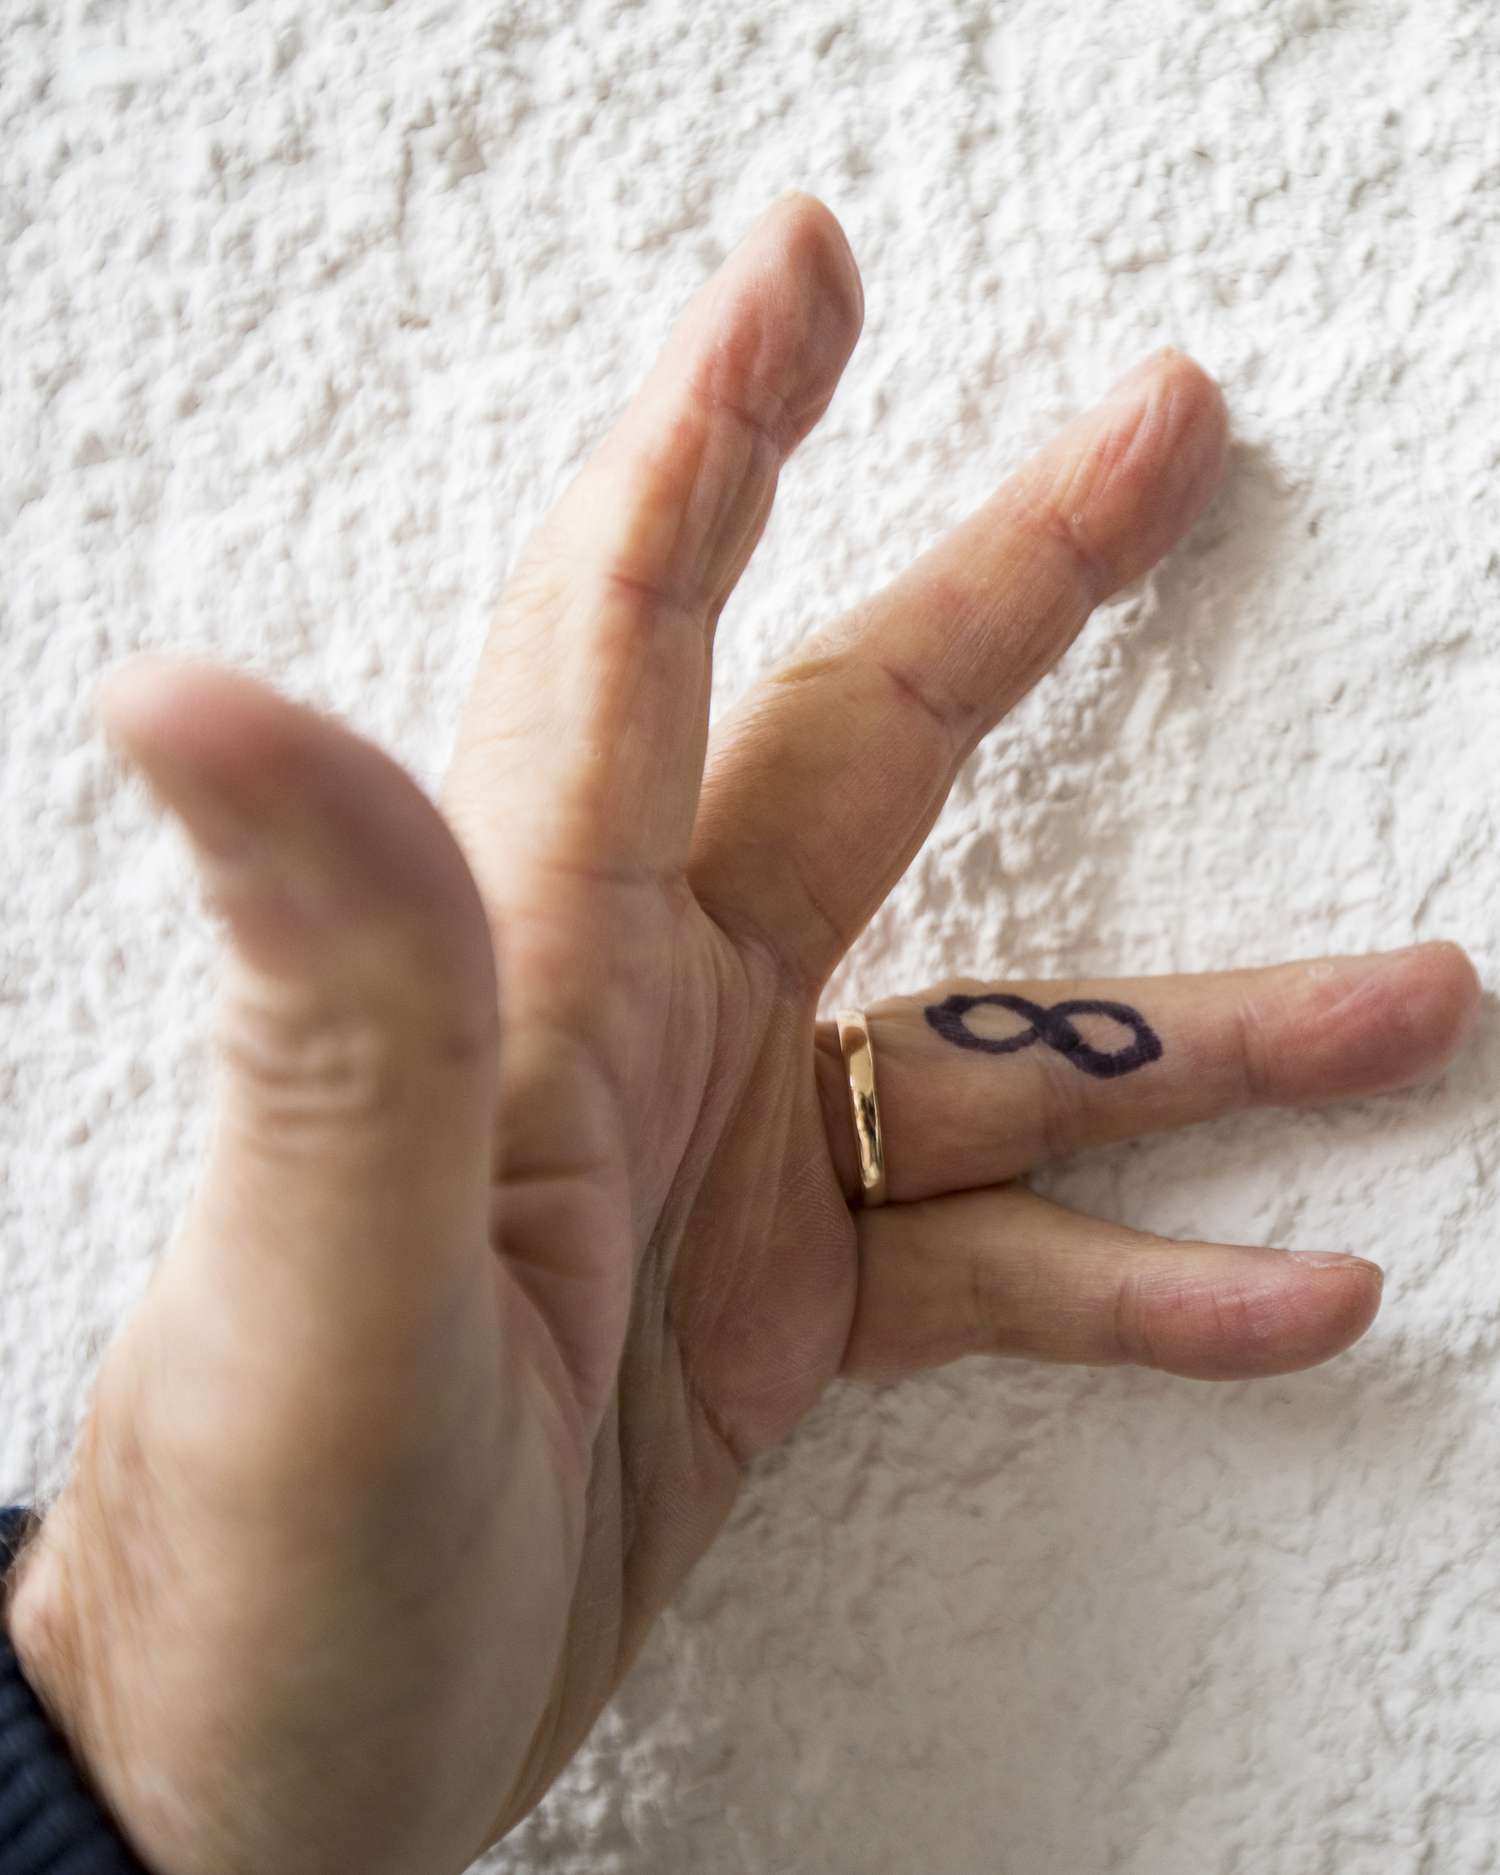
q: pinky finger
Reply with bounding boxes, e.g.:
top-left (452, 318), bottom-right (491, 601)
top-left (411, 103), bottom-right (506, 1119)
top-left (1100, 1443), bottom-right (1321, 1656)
top-left (841, 1183), bottom-right (1383, 1384)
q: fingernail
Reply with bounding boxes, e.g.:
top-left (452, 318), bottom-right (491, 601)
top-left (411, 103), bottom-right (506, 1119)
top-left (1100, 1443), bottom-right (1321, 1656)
top-left (1101, 348), bottom-right (1178, 404)
top-left (1384, 939), bottom-right (1468, 960)
top-left (93, 651), bottom-right (176, 720)
top-left (1287, 1250), bottom-right (1383, 1275)
top-left (1303, 945), bottom-right (1425, 985)
top-left (110, 723), bottom-right (257, 867)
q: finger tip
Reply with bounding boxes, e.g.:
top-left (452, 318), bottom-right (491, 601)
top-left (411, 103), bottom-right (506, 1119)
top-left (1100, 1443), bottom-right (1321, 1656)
top-left (96, 655), bottom-right (250, 759)
top-left (1141, 347), bottom-right (1230, 505)
top-left (767, 188), bottom-right (851, 255)
top-left (1408, 938), bottom-right (1483, 1033)
top-left (1278, 1254), bottom-right (1385, 1371)
top-left (1059, 348), bottom-right (1231, 589)
top-left (1262, 941), bottom-right (1484, 1104)
top-left (766, 189), bottom-right (865, 346)
top-left (1150, 345), bottom-right (1224, 404)
top-left (94, 658), bottom-right (320, 830)
top-left (93, 654), bottom-right (234, 773)
top-left (1367, 940), bottom-right (1484, 1089)
top-left (705, 193), bottom-right (863, 451)
top-left (93, 651), bottom-right (176, 736)
top-left (1144, 1249), bottom-right (1383, 1381)
top-left (1169, 351), bottom-right (1229, 464)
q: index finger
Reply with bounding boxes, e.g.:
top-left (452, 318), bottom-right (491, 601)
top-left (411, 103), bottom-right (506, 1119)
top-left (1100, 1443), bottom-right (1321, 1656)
top-left (442, 193), bottom-right (863, 898)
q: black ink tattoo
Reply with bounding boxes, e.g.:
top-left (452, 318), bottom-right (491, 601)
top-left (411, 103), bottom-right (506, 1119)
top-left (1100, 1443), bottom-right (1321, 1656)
top-left (924, 993), bottom-right (1163, 1080)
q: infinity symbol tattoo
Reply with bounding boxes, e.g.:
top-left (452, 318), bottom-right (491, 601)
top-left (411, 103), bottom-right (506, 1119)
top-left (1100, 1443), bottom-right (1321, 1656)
top-left (924, 993), bottom-right (1163, 1080)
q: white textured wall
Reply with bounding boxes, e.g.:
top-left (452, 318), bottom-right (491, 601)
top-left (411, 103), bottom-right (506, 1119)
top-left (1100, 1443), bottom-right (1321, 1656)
top-left (4, 4), bottom-right (1499, 1870)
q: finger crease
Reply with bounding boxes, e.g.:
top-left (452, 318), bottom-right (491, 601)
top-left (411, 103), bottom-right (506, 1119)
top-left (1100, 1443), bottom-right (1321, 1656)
top-left (1234, 990), bottom-right (1273, 1104)
top-left (1113, 1260), bottom-right (1151, 1368)
top-left (657, 1280), bottom-right (752, 1473)
top-left (871, 655), bottom-right (970, 765)
top-left (696, 860), bottom-right (850, 1002)
top-left (598, 564), bottom-right (707, 634)
top-left (695, 379), bottom-right (795, 463)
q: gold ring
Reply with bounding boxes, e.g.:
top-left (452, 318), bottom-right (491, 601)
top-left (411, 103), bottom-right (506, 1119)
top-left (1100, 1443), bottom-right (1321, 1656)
top-left (834, 1008), bottom-right (887, 1208)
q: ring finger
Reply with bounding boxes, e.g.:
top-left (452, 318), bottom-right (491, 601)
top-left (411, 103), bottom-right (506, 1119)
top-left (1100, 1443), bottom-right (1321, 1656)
top-left (816, 941), bottom-right (1479, 1203)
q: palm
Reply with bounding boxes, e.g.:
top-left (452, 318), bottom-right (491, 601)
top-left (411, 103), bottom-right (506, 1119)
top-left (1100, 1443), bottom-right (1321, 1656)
top-left (468, 790), bottom-right (857, 1824)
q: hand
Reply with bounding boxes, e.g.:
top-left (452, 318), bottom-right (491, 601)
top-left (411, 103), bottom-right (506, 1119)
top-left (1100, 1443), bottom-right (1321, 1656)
top-left (5, 196), bottom-right (1478, 1874)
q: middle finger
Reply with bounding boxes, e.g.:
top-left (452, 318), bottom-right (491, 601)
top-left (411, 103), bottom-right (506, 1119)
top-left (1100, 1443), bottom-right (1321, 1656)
top-left (690, 348), bottom-right (1228, 989)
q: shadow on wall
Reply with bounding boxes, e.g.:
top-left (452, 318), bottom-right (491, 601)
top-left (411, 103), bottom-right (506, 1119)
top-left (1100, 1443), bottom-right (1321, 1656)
top-left (628, 1268), bottom-right (1491, 1872)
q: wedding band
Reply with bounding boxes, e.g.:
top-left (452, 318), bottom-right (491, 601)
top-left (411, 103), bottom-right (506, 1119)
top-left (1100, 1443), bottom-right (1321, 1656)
top-left (834, 1008), bottom-right (887, 1208)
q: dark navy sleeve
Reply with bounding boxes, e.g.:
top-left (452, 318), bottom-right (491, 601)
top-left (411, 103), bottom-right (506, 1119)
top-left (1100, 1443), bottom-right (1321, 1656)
top-left (1, 1508), bottom-right (152, 1873)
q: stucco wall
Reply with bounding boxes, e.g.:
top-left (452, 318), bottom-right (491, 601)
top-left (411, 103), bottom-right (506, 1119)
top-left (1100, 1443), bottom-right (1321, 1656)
top-left (4, 4), bottom-right (1498, 1870)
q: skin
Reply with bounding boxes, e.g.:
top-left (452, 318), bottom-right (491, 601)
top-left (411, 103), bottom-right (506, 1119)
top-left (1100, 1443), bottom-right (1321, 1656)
top-left (2, 194), bottom-right (1481, 1874)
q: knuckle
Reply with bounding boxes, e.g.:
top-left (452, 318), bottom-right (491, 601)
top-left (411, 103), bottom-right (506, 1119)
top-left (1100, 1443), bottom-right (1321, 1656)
top-left (1031, 1052), bottom-right (1085, 1166)
top-left (871, 654), bottom-right (970, 763)
top-left (218, 993), bottom-right (407, 1132)
top-left (1234, 989), bottom-right (1272, 1103)
top-left (1204, 1279), bottom-right (1281, 1360)
top-left (964, 1241), bottom-right (1004, 1351)
top-left (1043, 485), bottom-right (1110, 590)
top-left (963, 1228), bottom-right (1030, 1357)
top-left (1112, 1261), bottom-right (1154, 1368)
top-left (215, 968), bottom-right (494, 1141)
top-left (1012, 481), bottom-right (1109, 609)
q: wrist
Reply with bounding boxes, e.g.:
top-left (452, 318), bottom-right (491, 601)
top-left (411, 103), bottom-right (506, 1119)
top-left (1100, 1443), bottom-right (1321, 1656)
top-left (7, 1516), bottom-right (91, 1759)
top-left (2, 1506), bottom-right (153, 1873)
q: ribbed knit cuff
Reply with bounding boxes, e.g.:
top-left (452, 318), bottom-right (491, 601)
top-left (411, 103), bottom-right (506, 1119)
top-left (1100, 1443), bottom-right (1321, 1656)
top-left (1, 1507), bottom-right (151, 1873)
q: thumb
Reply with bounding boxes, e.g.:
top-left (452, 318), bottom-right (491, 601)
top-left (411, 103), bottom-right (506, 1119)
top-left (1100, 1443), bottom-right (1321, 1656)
top-left (4, 663), bottom-right (560, 1875)
top-left (96, 656), bottom-right (502, 1357)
